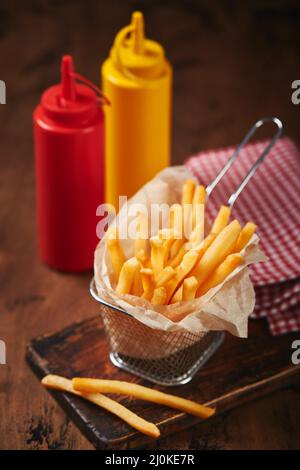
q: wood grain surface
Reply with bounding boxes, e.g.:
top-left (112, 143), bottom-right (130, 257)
top-left (26, 315), bottom-right (300, 449)
top-left (1, 0), bottom-right (300, 450)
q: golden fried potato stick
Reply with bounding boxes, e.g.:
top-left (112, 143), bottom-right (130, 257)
top-left (150, 237), bottom-right (165, 276)
top-left (134, 212), bottom-right (148, 257)
top-left (171, 275), bottom-right (199, 304)
top-left (182, 180), bottom-right (196, 238)
top-left (136, 249), bottom-right (149, 267)
top-left (141, 268), bottom-right (155, 301)
top-left (182, 276), bottom-right (199, 301)
top-left (188, 221), bottom-right (204, 246)
top-left (42, 375), bottom-right (159, 438)
top-left (151, 286), bottom-right (167, 305)
top-left (116, 257), bottom-right (140, 295)
top-left (192, 185), bottom-right (206, 228)
top-left (234, 222), bottom-right (257, 252)
top-left (132, 265), bottom-right (143, 296)
top-left (169, 204), bottom-right (184, 240)
top-left (197, 253), bottom-right (243, 296)
top-left (210, 205), bottom-right (231, 235)
top-left (168, 244), bottom-right (187, 268)
top-left (158, 228), bottom-right (176, 264)
top-left (170, 238), bottom-right (185, 260)
top-left (181, 179), bottom-right (196, 205)
top-left (155, 266), bottom-right (176, 287)
top-left (191, 220), bottom-right (241, 293)
top-left (166, 247), bottom-right (204, 303)
top-left (73, 378), bottom-right (215, 420)
top-left (106, 229), bottom-right (126, 282)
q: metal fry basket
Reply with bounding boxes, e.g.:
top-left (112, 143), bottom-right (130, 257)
top-left (91, 117), bottom-right (284, 386)
top-left (90, 280), bottom-right (224, 386)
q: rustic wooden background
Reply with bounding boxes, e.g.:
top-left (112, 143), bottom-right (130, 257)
top-left (0, 0), bottom-right (300, 449)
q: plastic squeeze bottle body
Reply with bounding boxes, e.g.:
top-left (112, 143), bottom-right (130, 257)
top-left (33, 55), bottom-right (105, 271)
top-left (102, 11), bottom-right (172, 208)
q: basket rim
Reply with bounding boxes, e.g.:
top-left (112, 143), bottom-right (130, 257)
top-left (89, 278), bottom-right (132, 317)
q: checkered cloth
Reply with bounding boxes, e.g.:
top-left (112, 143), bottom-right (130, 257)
top-left (185, 137), bottom-right (300, 335)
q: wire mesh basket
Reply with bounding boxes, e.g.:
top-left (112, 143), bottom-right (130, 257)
top-left (90, 279), bottom-right (224, 386)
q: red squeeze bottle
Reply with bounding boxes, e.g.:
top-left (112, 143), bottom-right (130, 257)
top-left (33, 55), bottom-right (105, 271)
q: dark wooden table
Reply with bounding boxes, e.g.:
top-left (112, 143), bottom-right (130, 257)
top-left (1, 0), bottom-right (300, 450)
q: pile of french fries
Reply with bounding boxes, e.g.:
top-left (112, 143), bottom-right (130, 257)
top-left (106, 179), bottom-right (256, 313)
top-left (42, 374), bottom-right (215, 438)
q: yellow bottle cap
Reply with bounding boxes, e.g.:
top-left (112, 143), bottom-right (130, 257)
top-left (110, 11), bottom-right (167, 80)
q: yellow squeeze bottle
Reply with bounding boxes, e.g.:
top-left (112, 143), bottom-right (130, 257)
top-left (102, 11), bottom-right (172, 208)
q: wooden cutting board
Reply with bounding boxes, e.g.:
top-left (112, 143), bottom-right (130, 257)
top-left (26, 314), bottom-right (300, 449)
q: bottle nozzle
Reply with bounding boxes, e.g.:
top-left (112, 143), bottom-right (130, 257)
top-left (131, 11), bottom-right (145, 54)
top-left (61, 55), bottom-right (76, 101)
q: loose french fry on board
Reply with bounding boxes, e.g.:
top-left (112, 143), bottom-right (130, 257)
top-left (72, 378), bottom-right (215, 420)
top-left (106, 230), bottom-right (126, 282)
top-left (141, 268), bottom-right (155, 301)
top-left (116, 257), bottom-right (140, 295)
top-left (42, 375), bottom-right (159, 438)
top-left (210, 205), bottom-right (231, 235)
top-left (192, 220), bottom-right (241, 290)
top-left (197, 253), bottom-right (243, 297)
top-left (234, 222), bottom-right (257, 252)
top-left (151, 286), bottom-right (167, 305)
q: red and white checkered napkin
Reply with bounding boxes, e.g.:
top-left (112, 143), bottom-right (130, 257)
top-left (185, 137), bottom-right (300, 335)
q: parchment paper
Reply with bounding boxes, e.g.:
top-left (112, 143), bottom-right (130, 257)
top-left (94, 166), bottom-right (266, 338)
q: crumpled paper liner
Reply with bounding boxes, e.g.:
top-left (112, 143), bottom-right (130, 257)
top-left (94, 166), bottom-right (266, 359)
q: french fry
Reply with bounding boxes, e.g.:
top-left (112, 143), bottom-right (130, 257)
top-left (168, 243), bottom-right (187, 268)
top-left (234, 222), bottom-right (257, 252)
top-left (132, 264), bottom-right (143, 296)
top-left (106, 229), bottom-right (126, 282)
top-left (191, 220), bottom-right (241, 293)
top-left (169, 204), bottom-right (183, 235)
top-left (188, 221), bottom-right (204, 246)
top-left (158, 228), bottom-right (176, 264)
top-left (210, 205), bottom-right (231, 235)
top-left (42, 375), bottom-right (159, 438)
top-left (182, 276), bottom-right (199, 301)
top-left (182, 179), bottom-right (196, 239)
top-left (166, 247), bottom-right (204, 303)
top-left (134, 212), bottom-right (148, 257)
top-left (116, 257), bottom-right (139, 295)
top-left (141, 268), bottom-right (155, 301)
top-left (196, 233), bottom-right (216, 251)
top-left (169, 238), bottom-right (185, 260)
top-left (150, 237), bottom-right (165, 276)
top-left (151, 286), bottom-right (167, 305)
top-left (136, 249), bottom-right (149, 267)
top-left (181, 179), bottom-right (196, 205)
top-left (155, 266), bottom-right (176, 287)
top-left (197, 253), bottom-right (243, 296)
top-left (73, 378), bottom-right (215, 420)
top-left (192, 185), bottom-right (206, 228)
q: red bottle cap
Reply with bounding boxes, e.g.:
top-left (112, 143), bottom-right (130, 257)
top-left (41, 55), bottom-right (99, 124)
